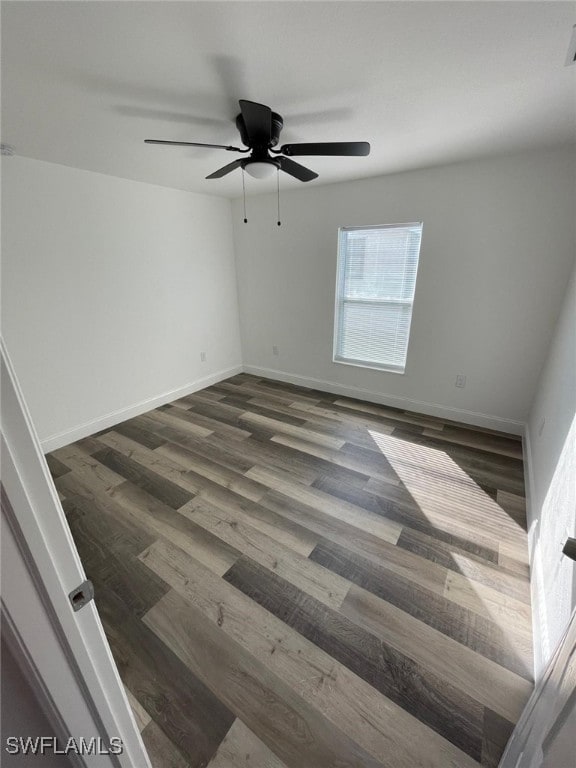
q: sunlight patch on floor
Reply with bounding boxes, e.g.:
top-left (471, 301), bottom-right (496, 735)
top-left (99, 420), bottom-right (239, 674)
top-left (368, 429), bottom-right (533, 668)
top-left (368, 429), bottom-right (524, 537)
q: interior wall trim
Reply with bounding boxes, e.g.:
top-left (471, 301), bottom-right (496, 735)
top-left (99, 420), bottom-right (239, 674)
top-left (243, 364), bottom-right (525, 435)
top-left (40, 365), bottom-right (243, 453)
top-left (522, 422), bottom-right (541, 679)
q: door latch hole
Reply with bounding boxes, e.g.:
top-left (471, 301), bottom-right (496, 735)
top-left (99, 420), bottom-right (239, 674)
top-left (68, 580), bottom-right (94, 612)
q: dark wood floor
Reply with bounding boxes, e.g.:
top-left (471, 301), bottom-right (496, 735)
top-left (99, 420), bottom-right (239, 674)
top-left (47, 374), bottom-right (533, 768)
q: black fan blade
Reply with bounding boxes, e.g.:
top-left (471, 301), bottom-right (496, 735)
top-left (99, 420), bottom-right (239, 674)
top-left (239, 100), bottom-right (272, 146)
top-left (206, 159), bottom-right (243, 179)
top-left (279, 141), bottom-right (370, 157)
top-left (145, 139), bottom-right (245, 152)
top-left (278, 157), bottom-right (318, 182)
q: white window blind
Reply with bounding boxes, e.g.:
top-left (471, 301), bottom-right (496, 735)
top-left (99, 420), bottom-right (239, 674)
top-left (334, 222), bottom-right (423, 373)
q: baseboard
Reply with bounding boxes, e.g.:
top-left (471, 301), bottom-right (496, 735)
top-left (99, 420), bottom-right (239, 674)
top-left (40, 365), bottom-right (243, 453)
top-left (243, 364), bottom-right (525, 435)
top-left (40, 360), bottom-right (525, 451)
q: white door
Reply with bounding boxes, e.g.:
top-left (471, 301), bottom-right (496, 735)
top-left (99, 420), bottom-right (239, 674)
top-left (500, 608), bottom-right (576, 768)
top-left (1, 339), bottom-right (151, 768)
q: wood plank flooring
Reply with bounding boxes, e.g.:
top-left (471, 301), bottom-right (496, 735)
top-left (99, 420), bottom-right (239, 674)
top-left (47, 374), bottom-right (533, 768)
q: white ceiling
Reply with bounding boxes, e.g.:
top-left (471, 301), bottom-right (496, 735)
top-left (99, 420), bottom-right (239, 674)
top-left (2, 1), bottom-right (575, 198)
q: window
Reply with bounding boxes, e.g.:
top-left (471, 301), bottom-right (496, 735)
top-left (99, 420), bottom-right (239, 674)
top-left (333, 222), bottom-right (423, 373)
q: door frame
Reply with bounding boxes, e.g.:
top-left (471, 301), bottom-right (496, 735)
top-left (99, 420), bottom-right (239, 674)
top-left (499, 607), bottom-right (576, 767)
top-left (1, 338), bottom-right (151, 768)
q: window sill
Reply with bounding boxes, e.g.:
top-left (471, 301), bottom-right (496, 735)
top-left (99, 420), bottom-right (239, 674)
top-left (332, 357), bottom-right (406, 375)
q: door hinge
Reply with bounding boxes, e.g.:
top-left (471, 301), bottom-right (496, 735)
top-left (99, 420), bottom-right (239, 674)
top-left (68, 580), bottom-right (94, 612)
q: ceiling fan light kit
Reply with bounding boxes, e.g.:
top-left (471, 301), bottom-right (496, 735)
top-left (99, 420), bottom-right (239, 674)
top-left (243, 160), bottom-right (278, 179)
top-left (145, 99), bottom-right (370, 223)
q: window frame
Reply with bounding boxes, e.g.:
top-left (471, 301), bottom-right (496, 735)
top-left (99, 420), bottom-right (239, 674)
top-left (332, 222), bottom-right (423, 375)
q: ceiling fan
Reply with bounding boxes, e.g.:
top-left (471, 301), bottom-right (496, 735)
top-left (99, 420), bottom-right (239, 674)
top-left (145, 99), bottom-right (370, 182)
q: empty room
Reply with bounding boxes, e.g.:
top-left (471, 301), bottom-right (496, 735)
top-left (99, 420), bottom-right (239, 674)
top-left (1, 2), bottom-right (575, 767)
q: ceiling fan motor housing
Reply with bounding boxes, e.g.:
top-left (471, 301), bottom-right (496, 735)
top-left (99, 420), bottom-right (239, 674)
top-left (236, 111), bottom-right (284, 149)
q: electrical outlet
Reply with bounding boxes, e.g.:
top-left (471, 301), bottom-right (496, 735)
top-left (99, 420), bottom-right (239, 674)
top-left (455, 374), bottom-right (466, 388)
top-left (272, 345), bottom-right (279, 356)
top-left (200, 351), bottom-right (207, 362)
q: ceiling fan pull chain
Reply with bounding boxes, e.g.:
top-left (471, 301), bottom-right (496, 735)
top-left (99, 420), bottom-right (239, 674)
top-left (242, 167), bottom-right (248, 223)
top-left (277, 168), bottom-right (281, 227)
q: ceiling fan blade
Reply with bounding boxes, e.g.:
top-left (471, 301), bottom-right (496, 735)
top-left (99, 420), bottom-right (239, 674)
top-left (279, 141), bottom-right (370, 157)
top-left (278, 157), bottom-right (318, 182)
top-left (239, 100), bottom-right (272, 146)
top-left (145, 139), bottom-right (245, 152)
top-left (206, 159), bottom-right (243, 179)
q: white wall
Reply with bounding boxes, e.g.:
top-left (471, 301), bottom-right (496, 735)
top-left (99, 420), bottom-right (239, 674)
top-left (1, 156), bottom-right (242, 450)
top-left (233, 147), bottom-right (576, 432)
top-left (525, 259), bottom-right (576, 677)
